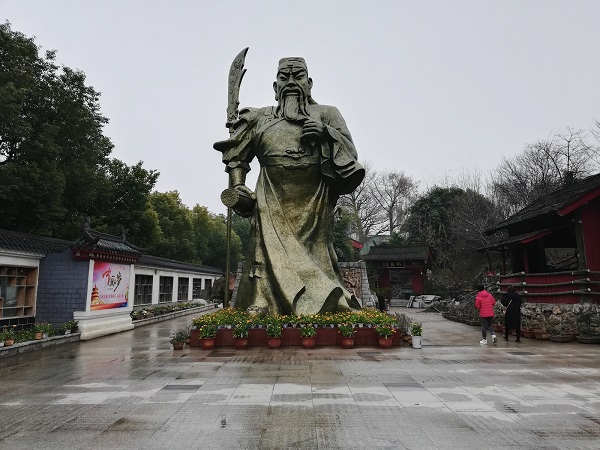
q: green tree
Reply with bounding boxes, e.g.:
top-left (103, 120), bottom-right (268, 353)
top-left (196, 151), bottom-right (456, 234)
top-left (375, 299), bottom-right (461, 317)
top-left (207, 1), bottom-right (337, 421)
top-left (0, 22), bottom-right (114, 237)
top-left (231, 213), bottom-right (251, 257)
top-left (190, 206), bottom-right (243, 270)
top-left (190, 205), bottom-right (212, 263)
top-left (94, 159), bottom-right (161, 247)
top-left (203, 213), bottom-right (242, 270)
top-left (148, 191), bottom-right (195, 261)
top-left (404, 186), bottom-right (497, 287)
top-left (333, 207), bottom-right (356, 262)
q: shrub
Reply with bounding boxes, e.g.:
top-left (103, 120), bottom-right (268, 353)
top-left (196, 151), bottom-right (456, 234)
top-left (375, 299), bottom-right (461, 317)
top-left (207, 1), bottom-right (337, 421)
top-left (410, 322), bottom-right (423, 336)
top-left (266, 324), bottom-right (282, 338)
top-left (338, 323), bottom-right (355, 337)
top-left (375, 324), bottom-right (395, 338)
top-left (300, 325), bottom-right (317, 337)
top-left (199, 325), bottom-right (217, 339)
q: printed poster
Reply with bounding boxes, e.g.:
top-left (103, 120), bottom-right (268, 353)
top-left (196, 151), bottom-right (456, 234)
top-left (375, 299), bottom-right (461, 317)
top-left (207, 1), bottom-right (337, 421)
top-left (90, 261), bottom-right (130, 310)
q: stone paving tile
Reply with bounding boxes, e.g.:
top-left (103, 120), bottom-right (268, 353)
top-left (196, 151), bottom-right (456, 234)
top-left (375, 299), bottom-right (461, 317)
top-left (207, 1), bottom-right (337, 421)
top-left (3, 430), bottom-right (107, 450)
top-left (2, 311), bottom-right (600, 449)
top-left (259, 425), bottom-right (318, 449)
top-left (198, 428), bottom-right (264, 449)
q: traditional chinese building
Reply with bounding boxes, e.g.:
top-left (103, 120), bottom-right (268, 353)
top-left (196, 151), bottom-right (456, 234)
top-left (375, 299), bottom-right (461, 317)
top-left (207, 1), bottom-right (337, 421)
top-left (482, 173), bottom-right (600, 304)
top-left (0, 227), bottom-right (222, 338)
top-left (364, 244), bottom-right (432, 298)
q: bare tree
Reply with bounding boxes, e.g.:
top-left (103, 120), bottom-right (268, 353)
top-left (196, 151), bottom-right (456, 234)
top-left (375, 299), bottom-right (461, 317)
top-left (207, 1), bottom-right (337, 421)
top-left (339, 162), bottom-right (386, 241)
top-left (589, 119), bottom-right (600, 166)
top-left (491, 127), bottom-right (598, 214)
top-left (369, 170), bottom-right (417, 235)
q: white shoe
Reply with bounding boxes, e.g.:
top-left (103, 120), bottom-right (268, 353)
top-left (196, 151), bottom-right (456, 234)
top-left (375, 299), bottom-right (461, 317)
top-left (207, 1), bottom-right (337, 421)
top-left (479, 339), bottom-right (487, 345)
top-left (492, 334), bottom-right (497, 343)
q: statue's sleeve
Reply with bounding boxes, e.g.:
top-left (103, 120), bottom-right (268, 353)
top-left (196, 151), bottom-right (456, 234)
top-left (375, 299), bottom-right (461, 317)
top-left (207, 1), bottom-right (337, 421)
top-left (213, 108), bottom-right (260, 172)
top-left (319, 106), bottom-right (365, 195)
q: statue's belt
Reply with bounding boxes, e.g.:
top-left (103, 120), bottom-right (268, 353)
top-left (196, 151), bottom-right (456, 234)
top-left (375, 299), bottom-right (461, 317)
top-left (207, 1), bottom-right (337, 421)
top-left (259, 155), bottom-right (320, 167)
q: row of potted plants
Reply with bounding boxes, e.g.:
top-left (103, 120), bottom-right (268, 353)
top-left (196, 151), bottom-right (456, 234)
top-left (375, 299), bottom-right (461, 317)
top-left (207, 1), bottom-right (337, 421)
top-left (1, 320), bottom-right (79, 348)
top-left (190, 307), bottom-right (398, 329)
top-left (130, 302), bottom-right (205, 321)
top-left (172, 309), bottom-right (424, 350)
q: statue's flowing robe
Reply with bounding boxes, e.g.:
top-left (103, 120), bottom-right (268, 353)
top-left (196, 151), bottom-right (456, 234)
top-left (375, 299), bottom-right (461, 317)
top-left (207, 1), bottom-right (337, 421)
top-left (214, 104), bottom-right (364, 315)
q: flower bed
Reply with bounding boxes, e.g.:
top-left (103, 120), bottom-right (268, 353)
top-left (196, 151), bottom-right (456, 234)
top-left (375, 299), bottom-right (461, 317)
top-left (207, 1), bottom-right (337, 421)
top-left (189, 308), bottom-right (401, 348)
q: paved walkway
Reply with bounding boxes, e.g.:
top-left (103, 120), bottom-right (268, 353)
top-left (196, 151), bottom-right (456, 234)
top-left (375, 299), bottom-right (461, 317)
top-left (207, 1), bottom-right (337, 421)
top-left (1, 308), bottom-right (599, 449)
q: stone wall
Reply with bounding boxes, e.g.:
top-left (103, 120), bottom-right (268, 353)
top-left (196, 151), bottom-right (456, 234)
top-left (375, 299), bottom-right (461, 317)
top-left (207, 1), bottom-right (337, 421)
top-left (232, 261), bottom-right (373, 309)
top-left (517, 302), bottom-right (599, 334)
top-left (338, 261), bottom-right (373, 307)
top-left (36, 250), bottom-right (89, 326)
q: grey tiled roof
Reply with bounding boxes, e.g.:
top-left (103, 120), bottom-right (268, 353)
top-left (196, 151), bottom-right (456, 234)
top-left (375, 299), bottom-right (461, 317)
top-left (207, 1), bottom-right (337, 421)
top-left (72, 233), bottom-right (142, 258)
top-left (137, 254), bottom-right (223, 275)
top-left (364, 244), bottom-right (431, 261)
top-left (0, 229), bottom-right (71, 255)
top-left (0, 229), bottom-right (222, 275)
top-left (488, 172), bottom-right (600, 233)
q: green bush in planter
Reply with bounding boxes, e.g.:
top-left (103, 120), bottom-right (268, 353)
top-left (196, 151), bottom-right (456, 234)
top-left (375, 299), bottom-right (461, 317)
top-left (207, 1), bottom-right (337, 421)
top-left (410, 322), bottom-right (422, 336)
top-left (300, 325), bottom-right (317, 337)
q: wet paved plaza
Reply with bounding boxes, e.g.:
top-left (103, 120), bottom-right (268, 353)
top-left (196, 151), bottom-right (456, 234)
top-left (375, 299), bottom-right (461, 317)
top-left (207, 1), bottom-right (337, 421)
top-left (1, 309), bottom-right (600, 449)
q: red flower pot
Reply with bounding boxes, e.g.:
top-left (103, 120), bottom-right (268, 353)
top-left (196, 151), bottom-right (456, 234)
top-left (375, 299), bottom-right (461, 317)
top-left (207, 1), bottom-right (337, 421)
top-left (340, 337), bottom-right (354, 348)
top-left (301, 337), bottom-right (316, 349)
top-left (200, 338), bottom-right (216, 350)
top-left (378, 337), bottom-right (393, 349)
top-left (267, 337), bottom-right (282, 349)
top-left (172, 342), bottom-right (184, 350)
top-left (234, 338), bottom-right (249, 349)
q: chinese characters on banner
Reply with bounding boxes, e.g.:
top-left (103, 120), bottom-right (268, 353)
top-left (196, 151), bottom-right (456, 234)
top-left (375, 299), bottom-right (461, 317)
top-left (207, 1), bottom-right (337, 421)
top-left (90, 261), bottom-right (130, 310)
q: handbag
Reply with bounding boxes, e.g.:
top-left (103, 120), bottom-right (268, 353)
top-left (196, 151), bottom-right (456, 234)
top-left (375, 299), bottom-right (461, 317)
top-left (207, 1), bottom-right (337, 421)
top-left (503, 299), bottom-right (512, 316)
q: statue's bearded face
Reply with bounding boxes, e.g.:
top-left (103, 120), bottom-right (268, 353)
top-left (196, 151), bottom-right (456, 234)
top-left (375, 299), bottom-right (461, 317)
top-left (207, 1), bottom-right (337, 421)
top-left (273, 66), bottom-right (312, 121)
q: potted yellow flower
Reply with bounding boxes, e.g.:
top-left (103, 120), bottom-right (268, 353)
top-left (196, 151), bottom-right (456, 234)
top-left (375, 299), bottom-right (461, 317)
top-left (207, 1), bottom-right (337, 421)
top-left (375, 324), bottom-right (395, 348)
top-left (338, 323), bottom-right (356, 348)
top-left (300, 324), bottom-right (317, 348)
top-left (266, 324), bottom-right (283, 348)
top-left (199, 325), bottom-right (218, 350)
top-left (233, 322), bottom-right (250, 348)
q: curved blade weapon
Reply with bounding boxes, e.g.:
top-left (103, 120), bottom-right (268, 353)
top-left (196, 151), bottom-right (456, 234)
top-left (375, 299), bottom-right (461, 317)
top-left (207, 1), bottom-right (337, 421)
top-left (226, 47), bottom-right (249, 133)
top-left (223, 47), bottom-right (249, 308)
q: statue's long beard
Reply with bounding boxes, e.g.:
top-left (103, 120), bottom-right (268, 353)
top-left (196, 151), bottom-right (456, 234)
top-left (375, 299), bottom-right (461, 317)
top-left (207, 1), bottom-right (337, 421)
top-left (277, 93), bottom-right (308, 122)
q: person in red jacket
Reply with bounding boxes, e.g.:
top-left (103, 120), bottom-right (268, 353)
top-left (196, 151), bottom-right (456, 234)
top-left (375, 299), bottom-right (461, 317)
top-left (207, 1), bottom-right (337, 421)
top-left (475, 284), bottom-right (497, 344)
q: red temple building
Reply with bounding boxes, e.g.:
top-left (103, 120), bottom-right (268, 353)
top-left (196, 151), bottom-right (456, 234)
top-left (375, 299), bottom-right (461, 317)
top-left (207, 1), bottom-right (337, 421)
top-left (482, 173), bottom-right (600, 304)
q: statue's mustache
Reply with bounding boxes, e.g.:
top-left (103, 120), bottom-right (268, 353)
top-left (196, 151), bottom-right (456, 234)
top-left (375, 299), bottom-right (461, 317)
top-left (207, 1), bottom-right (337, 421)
top-left (282, 86), bottom-right (303, 96)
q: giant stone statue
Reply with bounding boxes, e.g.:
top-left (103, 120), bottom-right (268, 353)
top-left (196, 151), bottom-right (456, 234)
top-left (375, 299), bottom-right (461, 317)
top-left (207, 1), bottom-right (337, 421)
top-left (214, 52), bottom-right (364, 315)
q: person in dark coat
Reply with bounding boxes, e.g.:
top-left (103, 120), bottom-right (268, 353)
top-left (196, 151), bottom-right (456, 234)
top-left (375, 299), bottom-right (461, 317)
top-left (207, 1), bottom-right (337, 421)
top-left (502, 285), bottom-right (522, 342)
top-left (378, 294), bottom-right (387, 312)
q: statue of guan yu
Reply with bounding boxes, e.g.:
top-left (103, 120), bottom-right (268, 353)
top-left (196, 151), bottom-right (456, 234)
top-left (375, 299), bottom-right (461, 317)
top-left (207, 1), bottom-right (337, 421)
top-left (214, 54), bottom-right (364, 316)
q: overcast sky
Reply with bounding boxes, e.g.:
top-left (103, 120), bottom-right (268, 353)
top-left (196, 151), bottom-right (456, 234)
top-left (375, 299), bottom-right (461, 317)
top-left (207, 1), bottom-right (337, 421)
top-left (3, 1), bottom-right (600, 215)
